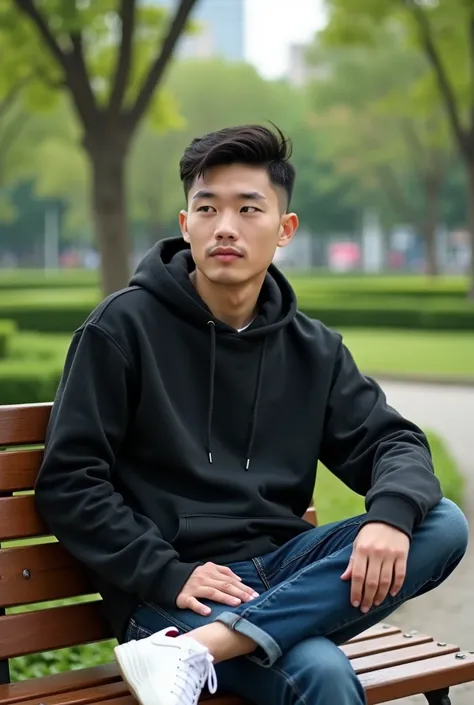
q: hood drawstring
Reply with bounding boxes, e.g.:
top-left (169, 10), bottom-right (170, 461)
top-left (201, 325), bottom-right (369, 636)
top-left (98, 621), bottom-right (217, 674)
top-left (206, 321), bottom-right (216, 464)
top-left (245, 338), bottom-right (266, 470)
top-left (206, 321), bottom-right (267, 471)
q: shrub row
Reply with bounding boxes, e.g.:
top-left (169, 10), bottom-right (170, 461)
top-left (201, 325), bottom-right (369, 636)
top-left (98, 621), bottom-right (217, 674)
top-left (0, 361), bottom-right (62, 405)
top-left (1, 298), bottom-right (473, 333)
top-left (0, 320), bottom-right (17, 359)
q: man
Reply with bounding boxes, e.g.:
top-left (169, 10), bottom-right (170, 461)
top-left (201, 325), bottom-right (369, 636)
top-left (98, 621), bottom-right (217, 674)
top-left (36, 125), bottom-right (468, 705)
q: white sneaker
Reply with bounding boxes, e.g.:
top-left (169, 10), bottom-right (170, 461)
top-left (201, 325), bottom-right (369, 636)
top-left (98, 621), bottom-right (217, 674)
top-left (114, 627), bottom-right (218, 705)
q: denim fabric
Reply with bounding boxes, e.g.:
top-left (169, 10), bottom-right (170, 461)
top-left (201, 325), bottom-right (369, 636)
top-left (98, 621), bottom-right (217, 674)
top-left (126, 498), bottom-right (468, 705)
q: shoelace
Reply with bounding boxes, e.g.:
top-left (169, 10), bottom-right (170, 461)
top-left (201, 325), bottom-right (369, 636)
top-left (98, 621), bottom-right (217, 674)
top-left (172, 650), bottom-right (217, 705)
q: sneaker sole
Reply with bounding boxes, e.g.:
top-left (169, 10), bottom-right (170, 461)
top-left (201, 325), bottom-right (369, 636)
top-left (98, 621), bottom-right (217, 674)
top-left (114, 642), bottom-right (162, 705)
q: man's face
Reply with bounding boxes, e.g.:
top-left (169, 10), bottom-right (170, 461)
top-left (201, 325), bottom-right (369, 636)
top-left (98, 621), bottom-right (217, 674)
top-left (179, 163), bottom-right (298, 285)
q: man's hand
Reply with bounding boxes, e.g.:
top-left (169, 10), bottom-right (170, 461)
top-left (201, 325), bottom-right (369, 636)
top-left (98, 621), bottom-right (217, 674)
top-left (176, 562), bottom-right (259, 616)
top-left (341, 523), bottom-right (410, 613)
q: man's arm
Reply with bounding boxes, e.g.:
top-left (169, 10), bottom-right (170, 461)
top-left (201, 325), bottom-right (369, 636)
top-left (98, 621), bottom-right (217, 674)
top-left (319, 337), bottom-right (443, 538)
top-left (35, 322), bottom-right (198, 607)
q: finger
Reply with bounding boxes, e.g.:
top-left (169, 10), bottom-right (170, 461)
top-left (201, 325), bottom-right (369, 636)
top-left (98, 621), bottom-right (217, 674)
top-left (361, 555), bottom-right (383, 613)
top-left (181, 595), bottom-right (212, 616)
top-left (210, 578), bottom-right (258, 602)
top-left (350, 552), bottom-right (368, 608)
top-left (211, 571), bottom-right (259, 598)
top-left (215, 565), bottom-right (243, 581)
top-left (340, 556), bottom-right (353, 581)
top-left (390, 556), bottom-right (407, 597)
top-left (194, 584), bottom-right (246, 607)
top-left (373, 560), bottom-right (394, 606)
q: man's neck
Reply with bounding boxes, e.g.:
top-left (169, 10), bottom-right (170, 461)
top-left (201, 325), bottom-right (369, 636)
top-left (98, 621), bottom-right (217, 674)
top-left (190, 269), bottom-right (263, 330)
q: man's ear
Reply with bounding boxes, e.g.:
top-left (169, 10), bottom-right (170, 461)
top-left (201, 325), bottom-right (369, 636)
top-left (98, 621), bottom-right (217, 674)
top-left (179, 211), bottom-right (190, 243)
top-left (277, 212), bottom-right (299, 249)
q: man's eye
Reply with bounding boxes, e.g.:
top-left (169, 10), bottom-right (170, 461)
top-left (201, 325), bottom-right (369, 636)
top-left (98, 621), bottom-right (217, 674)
top-left (197, 206), bottom-right (215, 213)
top-left (241, 206), bottom-right (260, 213)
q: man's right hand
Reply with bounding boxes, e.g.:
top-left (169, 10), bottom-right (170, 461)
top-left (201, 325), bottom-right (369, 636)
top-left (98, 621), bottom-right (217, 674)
top-left (176, 562), bottom-right (259, 616)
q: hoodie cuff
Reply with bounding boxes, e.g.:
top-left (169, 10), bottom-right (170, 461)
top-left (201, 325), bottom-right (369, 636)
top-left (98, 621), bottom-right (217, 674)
top-left (147, 560), bottom-right (202, 608)
top-left (361, 496), bottom-right (420, 539)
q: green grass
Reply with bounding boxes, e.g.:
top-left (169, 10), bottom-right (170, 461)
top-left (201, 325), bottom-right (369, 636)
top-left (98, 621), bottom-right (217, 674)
top-left (340, 328), bottom-right (474, 380)
top-left (314, 431), bottom-right (464, 525)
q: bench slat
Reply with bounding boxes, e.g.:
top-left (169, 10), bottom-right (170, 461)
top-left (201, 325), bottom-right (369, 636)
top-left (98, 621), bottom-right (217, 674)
top-left (351, 641), bottom-right (459, 674)
top-left (0, 543), bottom-right (95, 607)
top-left (360, 651), bottom-right (474, 704)
top-left (0, 404), bottom-right (51, 447)
top-left (341, 631), bottom-right (432, 659)
top-left (346, 624), bottom-right (401, 642)
top-left (0, 664), bottom-right (120, 705)
top-left (0, 603), bottom-right (112, 659)
top-left (0, 450), bottom-right (43, 492)
top-left (0, 495), bottom-right (48, 541)
top-left (19, 680), bottom-right (126, 705)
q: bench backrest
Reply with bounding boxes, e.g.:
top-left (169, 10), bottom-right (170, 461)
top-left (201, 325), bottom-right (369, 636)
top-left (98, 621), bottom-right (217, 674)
top-left (0, 402), bottom-right (316, 679)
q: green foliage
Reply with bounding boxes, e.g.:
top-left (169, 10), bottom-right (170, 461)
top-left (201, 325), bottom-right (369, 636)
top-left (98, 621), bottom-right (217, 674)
top-left (0, 360), bottom-right (62, 404)
top-left (315, 430), bottom-right (464, 526)
top-left (0, 319), bottom-right (17, 359)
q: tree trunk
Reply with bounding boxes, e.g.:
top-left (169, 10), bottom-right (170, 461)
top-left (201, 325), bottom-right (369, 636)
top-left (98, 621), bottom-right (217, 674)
top-left (87, 135), bottom-right (131, 297)
top-left (421, 176), bottom-right (441, 277)
top-left (467, 166), bottom-right (474, 300)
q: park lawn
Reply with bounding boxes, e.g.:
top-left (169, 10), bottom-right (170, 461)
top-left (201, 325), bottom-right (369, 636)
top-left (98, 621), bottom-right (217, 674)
top-left (314, 431), bottom-right (463, 525)
top-left (340, 328), bottom-right (474, 380)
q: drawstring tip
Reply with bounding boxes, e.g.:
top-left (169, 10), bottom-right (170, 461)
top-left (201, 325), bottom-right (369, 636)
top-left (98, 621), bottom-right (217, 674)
top-left (245, 458), bottom-right (250, 471)
top-left (208, 452), bottom-right (213, 464)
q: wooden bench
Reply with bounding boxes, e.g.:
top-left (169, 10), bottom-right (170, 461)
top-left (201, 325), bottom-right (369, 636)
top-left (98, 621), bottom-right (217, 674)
top-left (0, 402), bottom-right (473, 705)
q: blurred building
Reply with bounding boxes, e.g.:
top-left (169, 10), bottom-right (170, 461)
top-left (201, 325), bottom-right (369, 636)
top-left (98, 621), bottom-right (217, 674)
top-left (152, 0), bottom-right (245, 61)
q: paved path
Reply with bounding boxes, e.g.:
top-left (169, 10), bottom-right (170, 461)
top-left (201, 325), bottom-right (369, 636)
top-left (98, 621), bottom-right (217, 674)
top-left (373, 380), bottom-right (474, 705)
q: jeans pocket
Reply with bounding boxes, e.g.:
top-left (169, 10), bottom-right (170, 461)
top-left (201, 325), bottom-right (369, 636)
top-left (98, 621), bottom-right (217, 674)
top-left (125, 618), bottom-right (153, 642)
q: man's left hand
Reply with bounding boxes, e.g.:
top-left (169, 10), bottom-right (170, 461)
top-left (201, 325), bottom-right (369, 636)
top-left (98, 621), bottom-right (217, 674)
top-left (341, 523), bottom-right (410, 613)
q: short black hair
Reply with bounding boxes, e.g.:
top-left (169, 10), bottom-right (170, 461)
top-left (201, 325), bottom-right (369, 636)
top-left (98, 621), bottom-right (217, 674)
top-left (179, 124), bottom-right (296, 209)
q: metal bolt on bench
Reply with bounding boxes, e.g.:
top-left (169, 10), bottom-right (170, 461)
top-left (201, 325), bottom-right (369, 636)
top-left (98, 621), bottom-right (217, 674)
top-left (0, 402), bottom-right (472, 705)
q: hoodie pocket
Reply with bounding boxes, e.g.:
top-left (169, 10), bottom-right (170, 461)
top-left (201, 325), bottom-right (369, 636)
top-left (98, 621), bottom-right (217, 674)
top-left (174, 513), bottom-right (307, 563)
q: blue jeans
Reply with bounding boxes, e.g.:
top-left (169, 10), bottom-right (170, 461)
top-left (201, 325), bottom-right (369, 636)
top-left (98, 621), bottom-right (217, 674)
top-left (126, 498), bottom-right (468, 705)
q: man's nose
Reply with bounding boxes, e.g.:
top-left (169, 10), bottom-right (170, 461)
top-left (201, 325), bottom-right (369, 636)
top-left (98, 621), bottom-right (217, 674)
top-left (214, 214), bottom-right (239, 240)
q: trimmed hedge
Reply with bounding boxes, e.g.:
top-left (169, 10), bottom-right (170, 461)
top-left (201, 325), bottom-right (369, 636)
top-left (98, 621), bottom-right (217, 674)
top-left (0, 361), bottom-right (62, 404)
top-left (0, 319), bottom-right (17, 359)
top-left (3, 299), bottom-right (473, 333)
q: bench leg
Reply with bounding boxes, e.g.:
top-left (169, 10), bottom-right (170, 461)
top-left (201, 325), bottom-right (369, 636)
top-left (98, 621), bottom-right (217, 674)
top-left (425, 688), bottom-right (451, 705)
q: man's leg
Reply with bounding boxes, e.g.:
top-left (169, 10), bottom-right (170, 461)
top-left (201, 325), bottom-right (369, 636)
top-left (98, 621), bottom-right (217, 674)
top-left (127, 605), bottom-right (365, 705)
top-left (192, 498), bottom-right (467, 666)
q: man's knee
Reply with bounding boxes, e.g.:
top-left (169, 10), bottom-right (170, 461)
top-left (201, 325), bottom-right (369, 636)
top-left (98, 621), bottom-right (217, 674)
top-left (423, 498), bottom-right (468, 564)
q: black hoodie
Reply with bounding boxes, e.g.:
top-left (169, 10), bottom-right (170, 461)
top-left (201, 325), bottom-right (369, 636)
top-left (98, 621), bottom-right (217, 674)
top-left (36, 237), bottom-right (442, 642)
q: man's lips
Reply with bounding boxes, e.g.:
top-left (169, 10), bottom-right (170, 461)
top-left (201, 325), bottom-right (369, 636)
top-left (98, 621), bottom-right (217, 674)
top-left (210, 249), bottom-right (244, 261)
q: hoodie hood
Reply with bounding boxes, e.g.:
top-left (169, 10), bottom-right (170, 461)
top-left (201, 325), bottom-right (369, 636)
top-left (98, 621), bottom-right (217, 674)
top-left (130, 237), bottom-right (298, 470)
top-left (129, 237), bottom-right (297, 337)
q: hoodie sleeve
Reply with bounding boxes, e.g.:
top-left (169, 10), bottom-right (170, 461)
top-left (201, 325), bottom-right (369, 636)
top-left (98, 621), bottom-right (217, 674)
top-left (35, 323), bottom-right (199, 607)
top-left (319, 338), bottom-right (443, 538)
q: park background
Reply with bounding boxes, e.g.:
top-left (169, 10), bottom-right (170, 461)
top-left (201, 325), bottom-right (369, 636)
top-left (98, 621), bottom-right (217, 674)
top-left (0, 1), bottom-right (473, 702)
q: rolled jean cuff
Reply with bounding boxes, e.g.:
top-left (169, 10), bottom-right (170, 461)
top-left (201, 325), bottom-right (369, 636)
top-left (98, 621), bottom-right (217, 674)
top-left (215, 611), bottom-right (282, 667)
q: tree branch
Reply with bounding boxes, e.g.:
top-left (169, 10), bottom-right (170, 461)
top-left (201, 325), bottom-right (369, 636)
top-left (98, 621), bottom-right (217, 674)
top-left (108, 0), bottom-right (137, 115)
top-left (13, 0), bottom-right (68, 71)
top-left (67, 32), bottom-right (99, 128)
top-left (404, 0), bottom-right (467, 152)
top-left (128, 0), bottom-right (198, 128)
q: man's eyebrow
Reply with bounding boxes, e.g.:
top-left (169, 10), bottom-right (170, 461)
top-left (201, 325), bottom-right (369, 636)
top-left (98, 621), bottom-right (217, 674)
top-left (191, 190), bottom-right (267, 201)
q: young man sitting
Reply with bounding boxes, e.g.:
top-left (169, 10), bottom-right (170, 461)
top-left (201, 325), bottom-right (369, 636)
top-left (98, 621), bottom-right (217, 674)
top-left (36, 124), bottom-right (468, 705)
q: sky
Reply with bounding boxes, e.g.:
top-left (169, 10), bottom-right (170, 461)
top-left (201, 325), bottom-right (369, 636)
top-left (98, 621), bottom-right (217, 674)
top-left (244, 0), bottom-right (326, 78)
